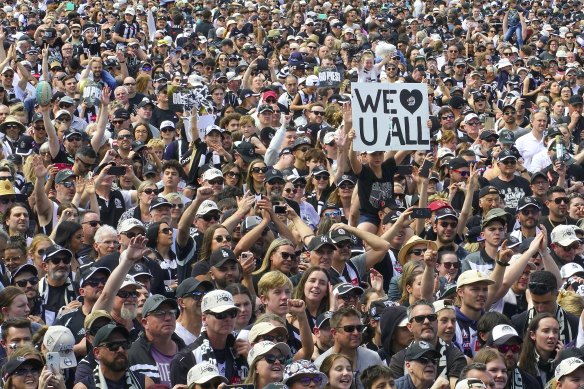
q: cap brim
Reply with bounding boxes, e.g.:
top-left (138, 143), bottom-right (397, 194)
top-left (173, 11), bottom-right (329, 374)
top-left (558, 237), bottom-right (580, 246)
top-left (207, 304), bottom-right (238, 313)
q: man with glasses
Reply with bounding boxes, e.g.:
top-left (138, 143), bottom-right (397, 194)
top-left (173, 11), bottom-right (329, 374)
top-left (462, 208), bottom-right (509, 274)
top-left (128, 294), bottom-right (185, 386)
top-left (175, 278), bottom-right (213, 346)
top-left (39, 244), bottom-right (78, 325)
top-left (29, 113), bottom-right (47, 152)
top-left (389, 301), bottom-right (466, 388)
top-left (473, 130), bottom-right (498, 158)
top-left (77, 323), bottom-right (154, 389)
top-left (55, 266), bottom-right (111, 348)
top-left (72, 146), bottom-right (98, 178)
top-left (34, 165), bottom-right (78, 235)
top-left (446, 157), bottom-right (470, 211)
top-left (511, 270), bottom-right (578, 342)
top-left (432, 208), bottom-right (468, 262)
top-left (10, 264), bottom-right (41, 317)
top-left (511, 197), bottom-right (542, 241)
top-left (395, 340), bottom-right (442, 389)
top-left (171, 290), bottom-right (248, 385)
top-left (489, 151), bottom-right (532, 213)
top-left (327, 223), bottom-right (391, 286)
top-left (315, 307), bottom-right (382, 389)
top-left (498, 103), bottom-right (526, 137)
top-left (58, 95), bottom-right (88, 132)
top-left (550, 225), bottom-right (584, 268)
top-left (541, 187), bottom-right (575, 240)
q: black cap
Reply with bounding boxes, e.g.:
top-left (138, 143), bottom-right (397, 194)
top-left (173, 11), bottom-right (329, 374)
top-left (149, 197), bottom-right (172, 212)
top-left (113, 108), bottom-right (130, 120)
top-left (137, 97), bottom-right (155, 108)
top-left (329, 228), bottom-right (352, 243)
top-left (497, 149), bottom-right (517, 161)
top-left (315, 311), bottom-right (334, 329)
top-left (43, 244), bottom-right (73, 262)
top-left (405, 341), bottom-right (441, 361)
top-left (530, 171), bottom-right (548, 184)
top-left (10, 264), bottom-right (38, 286)
top-left (2, 357), bottom-right (43, 381)
top-left (128, 262), bottom-right (153, 279)
top-left (209, 248), bottom-right (238, 268)
top-left (176, 278), bottom-right (213, 298)
top-left (239, 89), bottom-right (258, 100)
top-left (569, 95), bottom-right (584, 105)
top-left (258, 104), bottom-right (274, 114)
top-left (32, 112), bottom-right (44, 123)
top-left (265, 168), bottom-right (285, 183)
top-left (517, 196), bottom-right (541, 211)
top-left (435, 208), bottom-right (458, 221)
top-left (80, 266), bottom-right (111, 286)
top-left (16, 135), bottom-right (34, 156)
top-left (234, 141), bottom-right (258, 164)
top-left (92, 324), bottom-right (130, 347)
top-left (479, 186), bottom-right (500, 198)
top-left (308, 235), bottom-right (336, 251)
top-left (382, 210), bottom-right (402, 224)
top-left (448, 157), bottom-right (469, 170)
top-left (480, 130), bottom-right (499, 140)
top-left (336, 174), bottom-right (356, 186)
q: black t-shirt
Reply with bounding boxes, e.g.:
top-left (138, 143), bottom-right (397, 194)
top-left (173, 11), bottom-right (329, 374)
top-left (150, 107), bottom-right (179, 129)
top-left (52, 145), bottom-right (75, 165)
top-left (488, 176), bottom-right (532, 214)
top-left (45, 284), bottom-right (67, 320)
top-left (357, 158), bottom-right (397, 216)
top-left (54, 307), bottom-right (86, 343)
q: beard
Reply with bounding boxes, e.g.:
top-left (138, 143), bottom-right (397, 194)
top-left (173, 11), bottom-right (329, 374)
top-left (50, 269), bottom-right (69, 282)
top-left (102, 354), bottom-right (129, 372)
top-left (120, 306), bottom-right (137, 321)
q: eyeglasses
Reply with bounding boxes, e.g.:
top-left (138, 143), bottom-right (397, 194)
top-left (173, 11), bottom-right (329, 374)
top-left (208, 178), bottom-right (224, 185)
top-left (117, 290), bottom-right (139, 298)
top-left (263, 354), bottom-right (288, 364)
top-left (438, 220), bottom-right (458, 229)
top-left (409, 248), bottom-right (427, 256)
top-left (84, 278), bottom-right (108, 288)
top-left (416, 356), bottom-right (438, 365)
top-left (452, 169), bottom-right (470, 177)
top-left (251, 166), bottom-right (268, 173)
top-left (441, 262), bottom-right (460, 269)
top-left (553, 197), bottom-right (569, 204)
top-left (208, 310), bottom-right (238, 319)
top-left (99, 341), bottom-right (132, 351)
top-left (148, 309), bottom-right (178, 319)
top-left (14, 277), bottom-right (39, 287)
top-left (202, 213), bottom-right (220, 222)
top-left (410, 314), bottom-right (438, 323)
top-left (225, 171), bottom-right (242, 179)
top-left (311, 111), bottom-right (324, 116)
top-left (214, 235), bottom-right (233, 243)
top-left (122, 231), bottom-right (144, 239)
top-left (13, 367), bottom-right (41, 376)
top-left (48, 256), bottom-right (72, 265)
top-left (160, 227), bottom-right (173, 235)
top-left (336, 324), bottom-right (365, 333)
top-left (441, 115), bottom-right (454, 120)
top-left (259, 334), bottom-right (287, 343)
top-left (314, 174), bottom-right (330, 181)
top-left (497, 344), bottom-right (521, 353)
top-left (82, 220), bottom-right (102, 227)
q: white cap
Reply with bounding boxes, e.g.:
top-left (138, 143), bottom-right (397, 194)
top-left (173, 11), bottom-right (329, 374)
top-left (125, 6), bottom-right (135, 15)
top-left (455, 379), bottom-right (487, 389)
top-left (489, 324), bottom-right (521, 345)
top-left (457, 270), bottom-right (495, 288)
top-left (397, 317), bottom-right (409, 327)
top-left (196, 200), bottom-right (220, 216)
top-left (559, 26), bottom-right (570, 38)
top-left (556, 50), bottom-right (568, 58)
top-left (187, 362), bottom-right (228, 386)
top-left (433, 300), bottom-right (455, 313)
top-left (323, 132), bottom-right (336, 145)
top-left (509, 254), bottom-right (536, 270)
top-left (120, 275), bottom-right (141, 290)
top-left (247, 341), bottom-right (291, 366)
top-left (437, 147), bottom-right (454, 159)
top-left (43, 326), bottom-right (77, 369)
top-left (464, 113), bottom-right (479, 123)
top-left (160, 120), bottom-right (175, 129)
top-left (201, 169), bottom-right (223, 182)
top-left (561, 262), bottom-right (584, 279)
top-left (551, 225), bottom-right (580, 246)
top-left (118, 218), bottom-right (146, 234)
top-left (55, 109), bottom-right (72, 119)
top-left (497, 58), bottom-right (512, 69)
top-left (306, 75), bottom-right (320, 87)
top-left (248, 322), bottom-right (288, 343)
top-left (555, 357), bottom-right (584, 380)
top-left (202, 290), bottom-right (238, 313)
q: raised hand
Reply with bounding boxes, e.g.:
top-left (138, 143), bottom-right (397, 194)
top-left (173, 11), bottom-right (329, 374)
top-left (125, 235), bottom-right (148, 262)
top-left (101, 85), bottom-right (111, 105)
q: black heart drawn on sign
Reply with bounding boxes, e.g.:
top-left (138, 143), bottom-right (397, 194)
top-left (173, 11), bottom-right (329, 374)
top-left (400, 89), bottom-right (423, 115)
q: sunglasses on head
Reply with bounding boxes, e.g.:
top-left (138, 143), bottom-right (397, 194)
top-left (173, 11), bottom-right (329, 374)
top-left (528, 281), bottom-right (555, 294)
top-left (14, 277), bottom-right (39, 288)
top-left (209, 310), bottom-right (238, 319)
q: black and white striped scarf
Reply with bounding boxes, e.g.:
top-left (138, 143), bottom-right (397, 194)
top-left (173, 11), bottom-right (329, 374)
top-left (93, 364), bottom-right (142, 389)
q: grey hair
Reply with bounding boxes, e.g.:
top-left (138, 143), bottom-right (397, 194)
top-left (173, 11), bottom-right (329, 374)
top-left (94, 225), bottom-right (118, 243)
top-left (406, 299), bottom-right (435, 320)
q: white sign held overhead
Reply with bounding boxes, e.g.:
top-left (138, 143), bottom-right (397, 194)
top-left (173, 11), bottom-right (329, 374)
top-left (351, 83), bottom-right (431, 151)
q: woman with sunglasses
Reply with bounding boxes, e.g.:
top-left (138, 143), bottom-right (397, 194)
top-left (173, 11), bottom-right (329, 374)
top-left (247, 159), bottom-right (268, 196)
top-left (191, 224), bottom-right (233, 278)
top-left (253, 238), bottom-right (297, 289)
top-left (222, 163), bottom-right (243, 189)
top-left (518, 312), bottom-right (562, 387)
top-left (244, 341), bottom-right (292, 388)
top-left (305, 166), bottom-right (335, 215)
top-left (2, 352), bottom-right (46, 389)
top-left (145, 222), bottom-right (181, 295)
top-left (163, 193), bottom-right (185, 229)
top-left (320, 353), bottom-right (354, 389)
top-left (284, 360), bottom-right (328, 389)
top-left (118, 182), bottom-right (158, 226)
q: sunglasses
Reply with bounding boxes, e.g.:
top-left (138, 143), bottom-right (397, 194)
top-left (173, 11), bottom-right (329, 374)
top-left (84, 278), bottom-right (108, 288)
top-left (311, 111), bottom-right (324, 116)
top-left (263, 354), bottom-right (288, 364)
top-left (410, 314), bottom-right (438, 323)
top-left (284, 188), bottom-right (298, 195)
top-left (14, 277), bottom-right (39, 288)
top-left (314, 174), bottom-right (330, 181)
top-left (214, 235), bottom-right (233, 243)
top-left (185, 291), bottom-right (207, 300)
top-left (251, 166), bottom-right (268, 173)
top-left (117, 134), bottom-right (133, 139)
top-left (225, 172), bottom-right (242, 179)
top-left (82, 220), bottom-right (102, 228)
top-left (497, 344), bottom-right (520, 353)
top-left (117, 290), bottom-right (139, 298)
top-left (501, 159), bottom-right (517, 165)
top-left (339, 183), bottom-right (354, 190)
top-left (323, 210), bottom-right (341, 218)
top-left (416, 356), bottom-right (438, 365)
top-left (160, 227), bottom-right (173, 235)
top-left (294, 182), bottom-right (306, 189)
top-left (202, 213), bottom-right (220, 222)
top-left (336, 324), bottom-right (365, 333)
top-left (441, 115), bottom-right (455, 120)
top-left (259, 334), bottom-right (287, 343)
top-left (66, 135), bottom-right (81, 141)
top-left (99, 341), bottom-right (132, 351)
top-left (45, 254), bottom-right (72, 266)
top-left (561, 242), bottom-right (580, 250)
top-left (441, 262), bottom-right (460, 269)
top-left (280, 252), bottom-right (297, 260)
top-left (553, 197), bottom-right (569, 204)
top-left (438, 220), bottom-right (458, 229)
top-left (209, 310), bottom-right (238, 319)
top-left (409, 248), bottom-right (427, 256)
top-left (452, 169), bottom-right (470, 177)
top-left (13, 367), bottom-right (41, 376)
top-left (503, 111), bottom-right (516, 115)
top-left (208, 178), bottom-right (224, 185)
top-left (122, 231), bottom-right (144, 239)
top-left (520, 208), bottom-right (540, 216)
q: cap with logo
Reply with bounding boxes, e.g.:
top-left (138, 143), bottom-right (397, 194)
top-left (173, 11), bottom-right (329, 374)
top-left (43, 326), bottom-right (77, 368)
top-left (516, 196), bottom-right (541, 211)
top-left (333, 282), bottom-right (364, 297)
top-left (561, 263), bottom-right (584, 279)
top-left (118, 218), bottom-right (146, 234)
top-left (315, 311), bottom-right (334, 329)
top-left (329, 228), bottom-right (352, 244)
top-left (234, 141), bottom-right (258, 163)
top-left (308, 235), bottom-right (336, 251)
top-left (9, 264), bottom-right (38, 286)
top-left (455, 379), bottom-right (487, 389)
top-left (43, 244), bottom-right (73, 262)
top-left (202, 168), bottom-right (223, 182)
top-left (195, 200), bottom-right (220, 216)
top-left (209, 248), bottom-right (237, 268)
top-left (551, 225), bottom-right (580, 246)
top-left (80, 266), bottom-right (111, 287)
top-left (499, 130), bottom-right (515, 145)
top-left (265, 168), bottom-right (285, 183)
top-left (486, 324), bottom-right (522, 346)
top-left (435, 207), bottom-right (459, 221)
top-left (457, 270), bottom-right (495, 288)
top-left (405, 340), bottom-right (441, 361)
top-left (186, 362), bottom-right (228, 387)
top-left (555, 357), bottom-right (584, 380)
top-left (149, 197), bottom-right (172, 212)
top-left (55, 169), bottom-right (77, 184)
top-left (497, 149), bottom-right (517, 161)
top-left (2, 356), bottom-right (43, 381)
top-left (201, 290), bottom-right (238, 313)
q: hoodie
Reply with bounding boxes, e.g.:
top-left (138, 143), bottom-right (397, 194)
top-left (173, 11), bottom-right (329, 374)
top-left (380, 305), bottom-right (408, 363)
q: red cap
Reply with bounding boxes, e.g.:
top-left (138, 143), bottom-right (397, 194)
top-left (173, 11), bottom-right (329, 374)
top-left (262, 90), bottom-right (278, 101)
top-left (428, 200), bottom-right (452, 212)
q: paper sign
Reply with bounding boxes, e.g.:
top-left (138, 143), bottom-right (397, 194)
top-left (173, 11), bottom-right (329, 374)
top-left (351, 83), bottom-right (430, 151)
top-left (318, 66), bottom-right (343, 87)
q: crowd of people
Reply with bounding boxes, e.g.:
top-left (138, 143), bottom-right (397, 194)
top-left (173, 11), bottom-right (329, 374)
top-left (2, 0), bottom-right (584, 389)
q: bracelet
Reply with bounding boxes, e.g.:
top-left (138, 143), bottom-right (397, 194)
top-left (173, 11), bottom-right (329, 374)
top-left (496, 260), bottom-right (509, 267)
